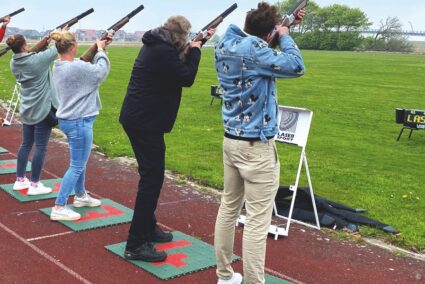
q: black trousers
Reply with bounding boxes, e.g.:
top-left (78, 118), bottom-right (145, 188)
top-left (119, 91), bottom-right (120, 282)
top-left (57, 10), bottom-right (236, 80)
top-left (123, 125), bottom-right (166, 250)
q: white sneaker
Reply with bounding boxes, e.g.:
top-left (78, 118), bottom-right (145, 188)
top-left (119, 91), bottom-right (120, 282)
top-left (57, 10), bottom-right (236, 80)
top-left (27, 182), bottom-right (52, 195)
top-left (73, 193), bottom-right (101, 208)
top-left (218, 273), bottom-right (243, 284)
top-left (13, 177), bottom-right (31, 190)
top-left (50, 206), bottom-right (81, 221)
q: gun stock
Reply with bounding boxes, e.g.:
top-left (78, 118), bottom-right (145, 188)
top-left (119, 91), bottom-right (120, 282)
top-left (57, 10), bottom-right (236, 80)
top-left (0, 8), bottom-right (25, 23)
top-left (183, 3), bottom-right (238, 58)
top-left (268, 0), bottom-right (308, 47)
top-left (80, 4), bottom-right (144, 62)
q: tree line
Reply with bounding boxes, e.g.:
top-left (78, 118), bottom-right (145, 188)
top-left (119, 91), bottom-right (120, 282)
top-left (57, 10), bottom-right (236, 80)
top-left (277, 0), bottom-right (412, 52)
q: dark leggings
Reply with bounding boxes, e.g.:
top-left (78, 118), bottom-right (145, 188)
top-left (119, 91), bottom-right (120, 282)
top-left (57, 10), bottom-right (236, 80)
top-left (123, 126), bottom-right (166, 250)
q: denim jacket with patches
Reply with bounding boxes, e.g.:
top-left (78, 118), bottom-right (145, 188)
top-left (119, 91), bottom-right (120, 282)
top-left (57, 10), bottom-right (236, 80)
top-left (215, 24), bottom-right (305, 141)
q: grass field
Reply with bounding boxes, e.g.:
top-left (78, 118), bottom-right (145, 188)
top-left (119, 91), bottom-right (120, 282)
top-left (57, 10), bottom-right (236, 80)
top-left (0, 45), bottom-right (424, 251)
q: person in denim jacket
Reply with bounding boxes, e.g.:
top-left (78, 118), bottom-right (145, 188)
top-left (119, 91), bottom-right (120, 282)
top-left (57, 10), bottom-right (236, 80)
top-left (214, 3), bottom-right (305, 284)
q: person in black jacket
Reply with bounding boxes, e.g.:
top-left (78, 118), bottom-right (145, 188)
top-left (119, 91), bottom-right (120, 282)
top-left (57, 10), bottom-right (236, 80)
top-left (119, 15), bottom-right (214, 262)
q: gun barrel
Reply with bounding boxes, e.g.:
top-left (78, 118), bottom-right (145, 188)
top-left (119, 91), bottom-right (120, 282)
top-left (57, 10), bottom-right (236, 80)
top-left (55, 8), bottom-right (94, 29)
top-left (0, 47), bottom-right (11, 57)
top-left (201, 3), bottom-right (238, 31)
top-left (107, 4), bottom-right (144, 31)
top-left (286, 0), bottom-right (308, 18)
top-left (1, 8), bottom-right (25, 22)
top-left (220, 3), bottom-right (238, 19)
top-left (81, 4), bottom-right (144, 62)
top-left (126, 4), bottom-right (145, 21)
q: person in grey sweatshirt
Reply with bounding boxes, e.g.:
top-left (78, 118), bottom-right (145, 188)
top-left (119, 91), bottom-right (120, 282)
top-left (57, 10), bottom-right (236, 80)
top-left (7, 34), bottom-right (59, 195)
top-left (49, 30), bottom-right (111, 221)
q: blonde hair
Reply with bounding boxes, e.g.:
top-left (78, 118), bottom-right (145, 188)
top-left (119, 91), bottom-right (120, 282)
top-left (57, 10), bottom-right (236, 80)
top-left (50, 30), bottom-right (76, 54)
top-left (163, 16), bottom-right (191, 50)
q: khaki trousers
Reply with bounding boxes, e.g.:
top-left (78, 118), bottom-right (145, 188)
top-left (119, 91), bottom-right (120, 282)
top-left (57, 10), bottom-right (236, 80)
top-left (215, 137), bottom-right (280, 284)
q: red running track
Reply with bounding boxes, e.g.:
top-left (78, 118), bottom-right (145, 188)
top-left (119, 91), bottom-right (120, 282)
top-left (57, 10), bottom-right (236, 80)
top-left (0, 121), bottom-right (424, 283)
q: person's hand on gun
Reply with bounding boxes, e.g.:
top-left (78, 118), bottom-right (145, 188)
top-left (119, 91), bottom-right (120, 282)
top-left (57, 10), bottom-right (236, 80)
top-left (44, 35), bottom-right (52, 45)
top-left (275, 25), bottom-right (290, 37)
top-left (2, 16), bottom-right (11, 27)
top-left (189, 41), bottom-right (202, 49)
top-left (97, 34), bottom-right (113, 50)
top-left (292, 8), bottom-right (306, 26)
top-left (204, 28), bottom-right (216, 41)
top-left (190, 28), bottom-right (216, 50)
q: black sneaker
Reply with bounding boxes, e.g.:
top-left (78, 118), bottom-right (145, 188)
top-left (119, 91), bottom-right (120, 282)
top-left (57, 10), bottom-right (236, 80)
top-left (124, 242), bottom-right (167, 262)
top-left (152, 226), bottom-right (173, 243)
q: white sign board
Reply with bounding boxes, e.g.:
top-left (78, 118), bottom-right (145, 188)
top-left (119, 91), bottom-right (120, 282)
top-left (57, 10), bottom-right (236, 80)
top-left (275, 106), bottom-right (313, 147)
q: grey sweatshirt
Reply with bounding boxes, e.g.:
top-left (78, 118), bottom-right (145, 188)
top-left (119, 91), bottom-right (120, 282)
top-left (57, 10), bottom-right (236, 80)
top-left (10, 46), bottom-right (59, 125)
top-left (53, 51), bottom-right (110, 120)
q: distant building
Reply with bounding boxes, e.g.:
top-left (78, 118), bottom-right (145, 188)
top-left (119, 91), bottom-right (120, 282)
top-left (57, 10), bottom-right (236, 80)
top-left (4, 27), bottom-right (147, 42)
top-left (75, 29), bottom-right (97, 41)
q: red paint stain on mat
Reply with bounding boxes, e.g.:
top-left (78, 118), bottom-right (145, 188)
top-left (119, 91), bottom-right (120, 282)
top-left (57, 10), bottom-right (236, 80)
top-left (52, 182), bottom-right (61, 192)
top-left (74, 205), bottom-right (124, 223)
top-left (0, 163), bottom-right (16, 169)
top-left (155, 240), bottom-right (192, 251)
top-left (152, 253), bottom-right (189, 268)
top-left (18, 188), bottom-right (29, 196)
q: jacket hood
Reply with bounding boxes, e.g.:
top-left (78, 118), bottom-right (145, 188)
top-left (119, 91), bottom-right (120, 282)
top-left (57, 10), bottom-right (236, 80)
top-left (142, 28), bottom-right (173, 46)
top-left (12, 52), bottom-right (35, 62)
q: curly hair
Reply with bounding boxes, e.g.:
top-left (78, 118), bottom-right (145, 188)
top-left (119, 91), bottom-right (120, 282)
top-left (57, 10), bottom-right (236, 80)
top-left (6, 34), bottom-right (26, 53)
top-left (244, 2), bottom-right (282, 38)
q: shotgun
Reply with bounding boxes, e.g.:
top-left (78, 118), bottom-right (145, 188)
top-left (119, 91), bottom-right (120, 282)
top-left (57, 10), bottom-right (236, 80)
top-left (80, 4), bottom-right (144, 62)
top-left (268, 0), bottom-right (308, 47)
top-left (0, 8), bottom-right (25, 23)
top-left (193, 3), bottom-right (237, 44)
top-left (30, 8), bottom-right (95, 53)
top-left (0, 8), bottom-right (25, 56)
top-left (0, 8), bottom-right (94, 57)
top-left (182, 3), bottom-right (237, 59)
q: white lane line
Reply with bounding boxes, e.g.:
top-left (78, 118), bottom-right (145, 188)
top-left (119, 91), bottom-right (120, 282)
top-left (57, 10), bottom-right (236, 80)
top-left (26, 231), bottom-right (74, 242)
top-left (0, 221), bottom-right (92, 284)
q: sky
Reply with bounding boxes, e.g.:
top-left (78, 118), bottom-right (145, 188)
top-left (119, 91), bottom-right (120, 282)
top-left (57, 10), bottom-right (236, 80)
top-left (2, 0), bottom-right (425, 34)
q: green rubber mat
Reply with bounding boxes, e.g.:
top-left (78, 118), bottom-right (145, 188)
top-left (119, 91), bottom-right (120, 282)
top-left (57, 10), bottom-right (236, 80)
top-left (0, 179), bottom-right (72, 202)
top-left (105, 231), bottom-right (240, 280)
top-left (40, 199), bottom-right (133, 231)
top-left (0, 147), bottom-right (8, 154)
top-left (0, 159), bottom-right (31, 175)
top-left (264, 274), bottom-right (292, 283)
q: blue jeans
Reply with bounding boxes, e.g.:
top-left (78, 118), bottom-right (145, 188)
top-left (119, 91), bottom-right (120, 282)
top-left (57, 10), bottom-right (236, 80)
top-left (17, 120), bottom-right (52, 182)
top-left (55, 116), bottom-right (96, 206)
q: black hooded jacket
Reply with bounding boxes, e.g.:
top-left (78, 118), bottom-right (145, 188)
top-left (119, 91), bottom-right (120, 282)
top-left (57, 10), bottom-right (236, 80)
top-left (119, 29), bottom-right (201, 133)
